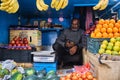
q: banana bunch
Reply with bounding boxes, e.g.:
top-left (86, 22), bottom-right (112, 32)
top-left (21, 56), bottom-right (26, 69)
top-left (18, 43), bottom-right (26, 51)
top-left (36, 0), bottom-right (49, 11)
top-left (93, 0), bottom-right (109, 11)
top-left (0, 0), bottom-right (19, 14)
top-left (51, 0), bottom-right (68, 11)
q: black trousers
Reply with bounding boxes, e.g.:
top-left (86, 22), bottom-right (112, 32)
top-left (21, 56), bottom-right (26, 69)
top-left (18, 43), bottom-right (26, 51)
top-left (53, 43), bottom-right (83, 67)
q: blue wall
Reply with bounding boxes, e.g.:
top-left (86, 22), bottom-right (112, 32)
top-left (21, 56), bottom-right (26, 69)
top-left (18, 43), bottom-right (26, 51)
top-left (0, 11), bottom-right (71, 45)
top-left (0, 11), bottom-right (18, 44)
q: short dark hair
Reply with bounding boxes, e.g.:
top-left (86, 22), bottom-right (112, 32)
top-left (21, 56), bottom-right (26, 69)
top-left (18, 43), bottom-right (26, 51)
top-left (71, 18), bottom-right (80, 26)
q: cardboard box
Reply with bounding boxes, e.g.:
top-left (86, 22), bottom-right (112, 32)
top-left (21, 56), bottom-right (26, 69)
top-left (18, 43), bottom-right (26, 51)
top-left (87, 50), bottom-right (120, 80)
top-left (9, 29), bottom-right (41, 46)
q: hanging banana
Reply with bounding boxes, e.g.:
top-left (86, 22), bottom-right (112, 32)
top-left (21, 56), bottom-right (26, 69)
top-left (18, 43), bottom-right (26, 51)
top-left (93, 0), bottom-right (103, 10)
top-left (99, 0), bottom-right (109, 10)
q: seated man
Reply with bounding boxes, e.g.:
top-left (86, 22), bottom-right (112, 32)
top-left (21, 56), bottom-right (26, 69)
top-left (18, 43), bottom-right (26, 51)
top-left (52, 18), bottom-right (84, 68)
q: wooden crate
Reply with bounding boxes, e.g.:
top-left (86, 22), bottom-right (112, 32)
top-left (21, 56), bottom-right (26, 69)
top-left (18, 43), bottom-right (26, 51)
top-left (10, 29), bottom-right (42, 46)
top-left (82, 48), bottom-right (89, 64)
top-left (87, 51), bottom-right (120, 80)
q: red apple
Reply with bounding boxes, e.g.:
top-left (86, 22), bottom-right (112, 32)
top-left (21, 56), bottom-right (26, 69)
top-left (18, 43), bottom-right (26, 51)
top-left (23, 37), bottom-right (27, 41)
top-left (10, 40), bottom-right (15, 44)
top-left (15, 40), bottom-right (19, 44)
top-left (17, 43), bottom-right (21, 46)
top-left (8, 44), bottom-right (12, 47)
top-left (13, 36), bottom-right (18, 41)
top-left (27, 46), bottom-right (32, 50)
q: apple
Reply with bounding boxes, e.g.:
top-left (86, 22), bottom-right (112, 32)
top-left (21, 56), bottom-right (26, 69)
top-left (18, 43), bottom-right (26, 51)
top-left (24, 40), bottom-right (28, 44)
top-left (15, 40), bottom-right (19, 44)
top-left (16, 43), bottom-right (21, 46)
top-left (8, 44), bottom-right (12, 47)
top-left (19, 41), bottom-right (23, 44)
top-left (108, 42), bottom-right (114, 47)
top-left (114, 41), bottom-right (120, 46)
top-left (98, 48), bottom-right (105, 54)
top-left (27, 46), bottom-right (32, 50)
top-left (102, 40), bottom-right (108, 45)
top-left (112, 51), bottom-right (119, 55)
top-left (13, 36), bottom-right (17, 41)
top-left (106, 46), bottom-right (113, 50)
top-left (113, 46), bottom-right (120, 52)
top-left (85, 29), bottom-right (91, 34)
top-left (116, 37), bottom-right (120, 41)
top-left (10, 40), bottom-right (15, 44)
top-left (105, 50), bottom-right (112, 54)
top-left (110, 38), bottom-right (116, 43)
top-left (23, 37), bottom-right (27, 41)
top-left (100, 44), bottom-right (107, 49)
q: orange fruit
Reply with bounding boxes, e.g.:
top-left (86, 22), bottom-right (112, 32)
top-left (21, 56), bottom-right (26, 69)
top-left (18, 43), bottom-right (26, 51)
top-left (103, 24), bottom-right (108, 28)
top-left (117, 20), bottom-right (120, 24)
top-left (102, 32), bottom-right (108, 38)
top-left (114, 32), bottom-right (120, 37)
top-left (96, 24), bottom-right (102, 29)
top-left (109, 19), bottom-right (116, 24)
top-left (96, 32), bottom-right (102, 38)
top-left (101, 28), bottom-right (106, 33)
top-left (90, 32), bottom-right (95, 38)
top-left (113, 27), bottom-right (118, 33)
top-left (98, 19), bottom-right (105, 25)
top-left (108, 33), bottom-right (113, 38)
top-left (115, 23), bottom-right (120, 28)
top-left (107, 28), bottom-right (113, 33)
top-left (94, 28), bottom-right (101, 33)
top-left (119, 28), bottom-right (120, 33)
top-left (108, 23), bottom-right (114, 28)
top-left (104, 19), bottom-right (109, 24)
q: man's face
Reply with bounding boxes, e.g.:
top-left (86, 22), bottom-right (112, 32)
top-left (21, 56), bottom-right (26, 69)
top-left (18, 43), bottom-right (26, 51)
top-left (71, 20), bottom-right (79, 31)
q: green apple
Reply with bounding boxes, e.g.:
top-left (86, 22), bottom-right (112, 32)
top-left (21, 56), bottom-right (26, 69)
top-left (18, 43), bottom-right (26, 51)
top-left (105, 50), bottom-right (112, 54)
top-left (116, 37), bottom-right (120, 41)
top-left (98, 48), bottom-right (105, 54)
top-left (100, 44), bottom-right (107, 49)
top-left (106, 46), bottom-right (113, 50)
top-left (108, 42), bottom-right (114, 47)
top-left (113, 46), bottom-right (120, 52)
top-left (102, 40), bottom-right (108, 45)
top-left (110, 38), bottom-right (116, 43)
top-left (114, 41), bottom-right (120, 46)
top-left (112, 51), bottom-right (119, 55)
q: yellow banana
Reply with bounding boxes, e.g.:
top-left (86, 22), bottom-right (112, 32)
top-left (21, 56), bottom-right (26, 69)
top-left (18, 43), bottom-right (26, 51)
top-left (39, 0), bottom-right (48, 11)
top-left (93, 0), bottom-right (103, 10)
top-left (51, 0), bottom-right (56, 8)
top-left (0, 0), bottom-right (12, 7)
top-left (36, 0), bottom-right (44, 11)
top-left (0, 4), bottom-right (9, 11)
top-left (1, 0), bottom-right (9, 2)
top-left (61, 0), bottom-right (68, 9)
top-left (56, 0), bottom-right (64, 11)
top-left (99, 0), bottom-right (109, 10)
top-left (54, 0), bottom-right (60, 10)
top-left (9, 0), bottom-right (17, 6)
top-left (6, 1), bottom-right (19, 13)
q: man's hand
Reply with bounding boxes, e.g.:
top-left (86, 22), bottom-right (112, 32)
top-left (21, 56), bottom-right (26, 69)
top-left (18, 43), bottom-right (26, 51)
top-left (65, 40), bottom-right (75, 48)
top-left (69, 46), bottom-right (78, 55)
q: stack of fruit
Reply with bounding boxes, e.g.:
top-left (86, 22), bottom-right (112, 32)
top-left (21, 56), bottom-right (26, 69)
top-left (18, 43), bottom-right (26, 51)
top-left (0, 0), bottom-right (19, 14)
top-left (91, 19), bottom-right (120, 38)
top-left (98, 37), bottom-right (120, 55)
top-left (8, 36), bottom-right (32, 50)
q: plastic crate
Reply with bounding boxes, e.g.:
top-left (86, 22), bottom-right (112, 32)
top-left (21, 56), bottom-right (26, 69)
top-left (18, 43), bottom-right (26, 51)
top-left (33, 62), bottom-right (57, 72)
top-left (87, 37), bottom-right (110, 54)
top-left (0, 48), bottom-right (33, 62)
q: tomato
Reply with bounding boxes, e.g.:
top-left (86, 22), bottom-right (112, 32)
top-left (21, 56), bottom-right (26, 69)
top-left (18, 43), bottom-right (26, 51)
top-left (78, 77), bottom-right (83, 80)
top-left (72, 75), bottom-right (78, 80)
top-left (85, 71), bottom-right (92, 75)
top-left (87, 74), bottom-right (93, 80)
top-left (92, 77), bottom-right (97, 80)
top-left (81, 74), bottom-right (86, 79)
top-left (60, 76), bottom-right (66, 80)
top-left (66, 73), bottom-right (72, 79)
